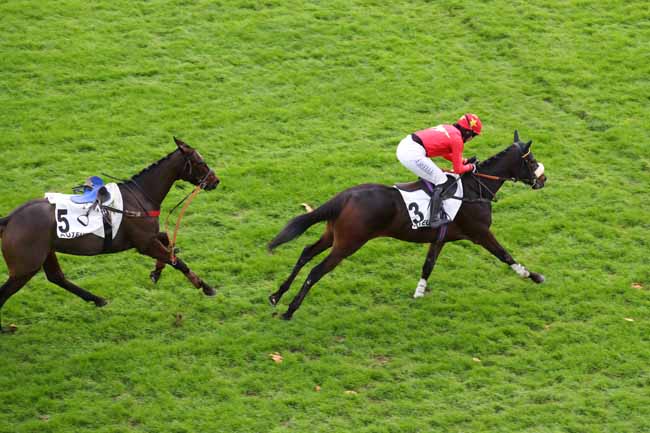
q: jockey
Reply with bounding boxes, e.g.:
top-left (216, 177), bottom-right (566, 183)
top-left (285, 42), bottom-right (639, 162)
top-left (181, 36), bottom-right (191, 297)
top-left (396, 113), bottom-right (482, 227)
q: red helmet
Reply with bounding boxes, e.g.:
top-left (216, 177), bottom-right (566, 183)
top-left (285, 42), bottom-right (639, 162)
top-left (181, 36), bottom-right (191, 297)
top-left (457, 113), bottom-right (482, 135)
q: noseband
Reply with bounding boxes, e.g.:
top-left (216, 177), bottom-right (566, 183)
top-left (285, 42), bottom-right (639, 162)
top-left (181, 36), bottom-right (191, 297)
top-left (182, 152), bottom-right (214, 190)
top-left (519, 148), bottom-right (545, 188)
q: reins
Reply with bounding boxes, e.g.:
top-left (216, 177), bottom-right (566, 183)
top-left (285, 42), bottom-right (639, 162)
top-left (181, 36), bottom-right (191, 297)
top-left (446, 145), bottom-right (537, 202)
top-left (474, 172), bottom-right (515, 182)
top-left (164, 184), bottom-right (203, 264)
top-left (442, 170), bottom-right (509, 203)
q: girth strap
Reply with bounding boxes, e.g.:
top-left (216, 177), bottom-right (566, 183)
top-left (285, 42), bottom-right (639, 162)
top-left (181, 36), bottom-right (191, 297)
top-left (102, 209), bottom-right (112, 252)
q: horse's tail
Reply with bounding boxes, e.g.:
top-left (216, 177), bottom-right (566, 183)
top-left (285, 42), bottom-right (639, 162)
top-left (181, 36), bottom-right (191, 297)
top-left (268, 194), bottom-right (346, 251)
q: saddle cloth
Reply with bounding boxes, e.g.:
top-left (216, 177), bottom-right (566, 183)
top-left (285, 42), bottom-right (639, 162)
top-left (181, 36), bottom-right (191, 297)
top-left (394, 174), bottom-right (463, 229)
top-left (45, 183), bottom-right (124, 239)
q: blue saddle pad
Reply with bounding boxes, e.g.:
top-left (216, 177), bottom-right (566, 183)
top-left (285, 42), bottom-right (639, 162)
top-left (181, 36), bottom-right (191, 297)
top-left (71, 176), bottom-right (110, 204)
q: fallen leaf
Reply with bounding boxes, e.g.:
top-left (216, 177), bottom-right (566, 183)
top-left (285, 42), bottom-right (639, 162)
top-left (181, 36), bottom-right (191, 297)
top-left (624, 318), bottom-right (635, 322)
top-left (269, 352), bottom-right (284, 363)
top-left (314, 385), bottom-right (321, 392)
top-left (344, 390), bottom-right (358, 395)
top-left (374, 356), bottom-right (391, 365)
top-left (38, 415), bottom-right (49, 421)
top-left (173, 313), bottom-right (184, 327)
top-left (8, 324), bottom-right (18, 332)
top-left (472, 357), bottom-right (482, 363)
top-left (301, 203), bottom-right (314, 213)
top-left (632, 283), bottom-right (644, 289)
top-left (544, 324), bottom-right (552, 330)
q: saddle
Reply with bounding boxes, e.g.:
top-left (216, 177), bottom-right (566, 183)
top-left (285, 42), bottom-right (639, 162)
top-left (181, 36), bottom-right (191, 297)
top-left (71, 176), bottom-right (112, 204)
top-left (395, 174), bottom-right (458, 199)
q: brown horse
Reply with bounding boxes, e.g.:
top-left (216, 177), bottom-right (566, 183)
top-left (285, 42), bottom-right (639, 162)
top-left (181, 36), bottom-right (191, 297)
top-left (269, 130), bottom-right (547, 320)
top-left (0, 137), bottom-right (220, 330)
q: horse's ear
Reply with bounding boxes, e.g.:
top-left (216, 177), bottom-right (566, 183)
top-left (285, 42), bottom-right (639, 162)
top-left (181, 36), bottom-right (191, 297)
top-left (174, 136), bottom-right (190, 152)
top-left (522, 140), bottom-right (532, 153)
top-left (513, 130), bottom-right (520, 143)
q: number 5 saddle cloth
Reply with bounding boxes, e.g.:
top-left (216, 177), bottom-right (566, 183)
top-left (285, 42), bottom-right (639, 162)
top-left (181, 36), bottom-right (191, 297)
top-left (45, 183), bottom-right (123, 239)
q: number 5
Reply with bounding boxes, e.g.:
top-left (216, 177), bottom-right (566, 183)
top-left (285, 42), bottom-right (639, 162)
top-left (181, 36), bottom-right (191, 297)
top-left (57, 209), bottom-right (70, 233)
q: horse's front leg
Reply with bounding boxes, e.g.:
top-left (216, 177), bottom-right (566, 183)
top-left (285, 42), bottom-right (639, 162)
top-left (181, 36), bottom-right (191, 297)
top-left (413, 241), bottom-right (446, 298)
top-left (140, 236), bottom-right (216, 296)
top-left (473, 230), bottom-right (545, 283)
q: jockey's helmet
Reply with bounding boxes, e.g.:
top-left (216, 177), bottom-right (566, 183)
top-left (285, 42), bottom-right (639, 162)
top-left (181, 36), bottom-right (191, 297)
top-left (457, 113), bottom-right (482, 135)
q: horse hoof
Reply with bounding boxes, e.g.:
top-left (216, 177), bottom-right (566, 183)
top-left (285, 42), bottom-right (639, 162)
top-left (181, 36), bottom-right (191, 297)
top-left (269, 294), bottom-right (278, 307)
top-left (150, 271), bottom-right (161, 284)
top-left (413, 279), bottom-right (427, 298)
top-left (95, 298), bottom-right (108, 307)
top-left (202, 285), bottom-right (217, 297)
top-left (0, 324), bottom-right (18, 334)
top-left (281, 312), bottom-right (293, 321)
top-left (530, 273), bottom-right (545, 284)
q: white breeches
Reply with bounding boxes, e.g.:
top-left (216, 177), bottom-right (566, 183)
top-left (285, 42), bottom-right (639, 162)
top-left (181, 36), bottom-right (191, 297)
top-left (396, 135), bottom-right (448, 185)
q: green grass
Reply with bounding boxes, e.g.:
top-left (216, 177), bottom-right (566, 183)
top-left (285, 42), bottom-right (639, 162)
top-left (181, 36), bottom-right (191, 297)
top-left (1, 0), bottom-right (649, 432)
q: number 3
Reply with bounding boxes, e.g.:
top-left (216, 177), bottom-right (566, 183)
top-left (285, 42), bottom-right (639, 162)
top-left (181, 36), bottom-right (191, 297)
top-left (408, 203), bottom-right (424, 223)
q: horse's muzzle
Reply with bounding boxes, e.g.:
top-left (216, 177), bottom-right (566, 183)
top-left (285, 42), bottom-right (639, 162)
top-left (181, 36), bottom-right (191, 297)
top-left (204, 175), bottom-right (220, 191)
top-left (532, 174), bottom-right (546, 189)
top-left (531, 163), bottom-right (546, 189)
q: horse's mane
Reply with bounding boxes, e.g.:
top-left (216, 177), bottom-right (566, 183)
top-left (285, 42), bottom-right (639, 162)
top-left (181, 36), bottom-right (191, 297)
top-left (477, 144), bottom-right (517, 169)
top-left (129, 148), bottom-right (181, 182)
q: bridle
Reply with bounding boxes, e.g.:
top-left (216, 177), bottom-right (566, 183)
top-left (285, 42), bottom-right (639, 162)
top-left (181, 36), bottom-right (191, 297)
top-left (468, 143), bottom-right (544, 202)
top-left (474, 144), bottom-right (543, 183)
top-left (181, 150), bottom-right (215, 190)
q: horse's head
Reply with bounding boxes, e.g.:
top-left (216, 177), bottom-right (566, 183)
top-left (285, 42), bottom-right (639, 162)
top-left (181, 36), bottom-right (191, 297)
top-left (174, 137), bottom-right (220, 191)
top-left (512, 130), bottom-right (546, 189)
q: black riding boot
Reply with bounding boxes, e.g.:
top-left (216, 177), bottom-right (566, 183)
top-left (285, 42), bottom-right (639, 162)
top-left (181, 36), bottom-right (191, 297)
top-left (428, 186), bottom-right (445, 228)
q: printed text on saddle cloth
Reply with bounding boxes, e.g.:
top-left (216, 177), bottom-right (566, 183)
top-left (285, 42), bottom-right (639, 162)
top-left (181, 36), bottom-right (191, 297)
top-left (395, 177), bottom-right (463, 229)
top-left (45, 183), bottom-right (124, 239)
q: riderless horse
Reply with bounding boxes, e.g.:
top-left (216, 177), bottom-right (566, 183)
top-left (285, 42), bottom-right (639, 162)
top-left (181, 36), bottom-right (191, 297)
top-left (0, 137), bottom-right (220, 330)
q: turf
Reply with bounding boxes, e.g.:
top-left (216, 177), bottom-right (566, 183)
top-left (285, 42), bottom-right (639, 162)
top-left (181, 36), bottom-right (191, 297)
top-left (1, 1), bottom-right (649, 432)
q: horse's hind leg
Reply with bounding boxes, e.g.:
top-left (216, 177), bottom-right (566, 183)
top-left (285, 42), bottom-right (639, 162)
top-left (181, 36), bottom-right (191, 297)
top-left (281, 237), bottom-right (366, 321)
top-left (0, 273), bottom-right (37, 331)
top-left (413, 241), bottom-right (446, 298)
top-left (269, 227), bottom-right (333, 306)
top-left (43, 252), bottom-right (107, 306)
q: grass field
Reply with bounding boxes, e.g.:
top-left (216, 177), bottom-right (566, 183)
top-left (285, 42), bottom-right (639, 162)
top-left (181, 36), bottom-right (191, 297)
top-left (1, 1), bottom-right (649, 432)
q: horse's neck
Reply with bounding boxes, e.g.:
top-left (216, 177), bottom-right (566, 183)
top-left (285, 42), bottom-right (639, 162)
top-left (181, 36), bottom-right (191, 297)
top-left (129, 151), bottom-right (184, 208)
top-left (469, 149), bottom-right (519, 196)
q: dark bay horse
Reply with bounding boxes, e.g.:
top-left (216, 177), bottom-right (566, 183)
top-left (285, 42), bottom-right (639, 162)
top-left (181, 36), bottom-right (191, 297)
top-left (269, 131), bottom-right (547, 320)
top-left (0, 137), bottom-right (220, 330)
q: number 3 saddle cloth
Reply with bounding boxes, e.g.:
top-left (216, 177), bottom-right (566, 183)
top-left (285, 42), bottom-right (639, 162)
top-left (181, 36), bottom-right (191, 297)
top-left (394, 174), bottom-right (463, 229)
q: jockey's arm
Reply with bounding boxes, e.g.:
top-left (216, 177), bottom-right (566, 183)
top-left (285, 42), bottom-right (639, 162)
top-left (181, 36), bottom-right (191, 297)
top-left (451, 140), bottom-right (474, 174)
